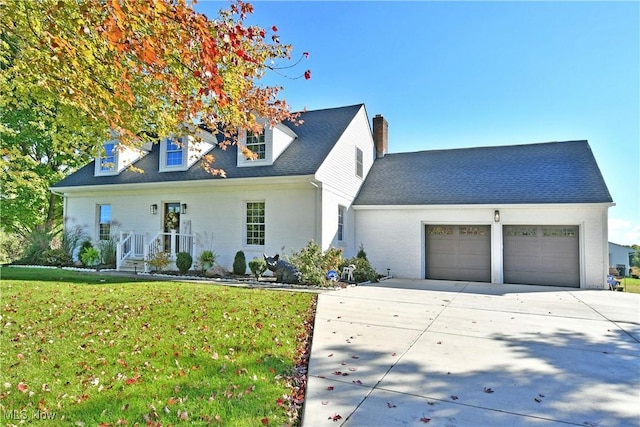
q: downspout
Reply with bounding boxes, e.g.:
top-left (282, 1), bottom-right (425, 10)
top-left (309, 179), bottom-right (322, 247)
top-left (49, 188), bottom-right (67, 229)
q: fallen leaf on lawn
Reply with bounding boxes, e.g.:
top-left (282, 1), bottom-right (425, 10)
top-left (17, 382), bottom-right (28, 392)
top-left (327, 386), bottom-right (334, 391)
top-left (261, 417), bottom-right (269, 425)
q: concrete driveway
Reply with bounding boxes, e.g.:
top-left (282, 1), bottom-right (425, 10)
top-left (301, 279), bottom-right (640, 427)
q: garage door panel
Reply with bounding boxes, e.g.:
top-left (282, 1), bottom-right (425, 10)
top-left (426, 225), bottom-right (490, 282)
top-left (459, 254), bottom-right (490, 269)
top-left (504, 225), bottom-right (579, 287)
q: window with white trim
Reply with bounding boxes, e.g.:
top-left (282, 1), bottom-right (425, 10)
top-left (246, 131), bottom-right (266, 160)
top-left (100, 142), bottom-right (117, 172)
top-left (246, 201), bottom-right (265, 246)
top-left (165, 137), bottom-right (185, 167)
top-left (356, 147), bottom-right (363, 178)
top-left (98, 204), bottom-right (111, 241)
top-left (337, 205), bottom-right (345, 242)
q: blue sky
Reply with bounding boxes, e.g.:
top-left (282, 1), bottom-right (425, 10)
top-left (197, 1), bottom-right (639, 245)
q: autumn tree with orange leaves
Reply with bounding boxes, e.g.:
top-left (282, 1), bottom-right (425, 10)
top-left (0, 0), bottom-right (308, 163)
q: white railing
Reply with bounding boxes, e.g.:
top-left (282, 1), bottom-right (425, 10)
top-left (116, 231), bottom-right (145, 271)
top-left (143, 230), bottom-right (196, 272)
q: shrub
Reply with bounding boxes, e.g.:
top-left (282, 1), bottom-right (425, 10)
top-left (356, 243), bottom-right (368, 260)
top-left (147, 251), bottom-right (171, 272)
top-left (19, 229), bottom-right (51, 264)
top-left (43, 248), bottom-right (73, 267)
top-left (248, 257), bottom-right (267, 279)
top-left (80, 247), bottom-right (101, 268)
top-left (78, 240), bottom-right (94, 265)
top-left (233, 250), bottom-right (246, 275)
top-left (97, 237), bottom-right (117, 267)
top-left (176, 252), bottom-right (193, 274)
top-left (61, 225), bottom-right (88, 260)
top-left (288, 241), bottom-right (344, 287)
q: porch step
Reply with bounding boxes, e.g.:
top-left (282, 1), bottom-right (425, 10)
top-left (119, 257), bottom-right (145, 273)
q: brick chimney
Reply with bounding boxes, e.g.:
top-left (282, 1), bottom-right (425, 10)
top-left (372, 114), bottom-right (388, 159)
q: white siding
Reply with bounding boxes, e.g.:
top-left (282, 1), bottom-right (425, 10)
top-left (315, 105), bottom-right (375, 255)
top-left (354, 204), bottom-right (611, 289)
top-left (62, 178), bottom-right (318, 271)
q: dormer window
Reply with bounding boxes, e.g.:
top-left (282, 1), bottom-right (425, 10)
top-left (166, 138), bottom-right (185, 166)
top-left (100, 141), bottom-right (117, 172)
top-left (237, 122), bottom-right (297, 167)
top-left (160, 136), bottom-right (187, 171)
top-left (246, 131), bottom-right (266, 160)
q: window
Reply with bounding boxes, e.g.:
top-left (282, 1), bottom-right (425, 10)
top-left (100, 142), bottom-right (116, 172)
top-left (356, 147), bottom-right (363, 178)
top-left (337, 205), bottom-right (345, 241)
top-left (98, 204), bottom-right (111, 241)
top-left (246, 131), bottom-right (266, 160)
top-left (246, 202), bottom-right (265, 246)
top-left (166, 138), bottom-right (184, 167)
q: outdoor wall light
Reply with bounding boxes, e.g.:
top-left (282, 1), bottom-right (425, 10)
top-left (181, 203), bottom-right (187, 214)
top-left (494, 210), bottom-right (500, 222)
top-left (150, 204), bottom-right (158, 215)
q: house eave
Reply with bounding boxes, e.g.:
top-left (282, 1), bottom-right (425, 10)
top-left (50, 174), bottom-right (317, 194)
top-left (352, 202), bottom-right (615, 210)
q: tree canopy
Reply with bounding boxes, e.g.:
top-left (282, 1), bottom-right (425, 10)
top-left (0, 0), bottom-right (307, 161)
top-left (0, 0), bottom-right (307, 238)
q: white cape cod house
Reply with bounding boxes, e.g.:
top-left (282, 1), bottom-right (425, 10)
top-left (52, 103), bottom-right (614, 288)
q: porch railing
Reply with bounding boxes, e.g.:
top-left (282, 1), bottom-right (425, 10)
top-left (116, 231), bottom-right (145, 270)
top-left (117, 230), bottom-right (195, 272)
top-left (143, 230), bottom-right (196, 273)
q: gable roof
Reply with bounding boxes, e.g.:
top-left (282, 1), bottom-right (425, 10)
top-left (354, 140), bottom-right (613, 206)
top-left (52, 104), bottom-right (364, 188)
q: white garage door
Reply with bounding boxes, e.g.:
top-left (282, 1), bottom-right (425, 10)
top-left (425, 225), bottom-right (491, 282)
top-left (503, 225), bottom-right (579, 287)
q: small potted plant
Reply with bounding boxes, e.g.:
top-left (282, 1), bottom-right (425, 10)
top-left (198, 250), bottom-right (216, 271)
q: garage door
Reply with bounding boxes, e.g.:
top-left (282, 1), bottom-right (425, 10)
top-left (503, 225), bottom-right (579, 287)
top-left (425, 225), bottom-right (491, 282)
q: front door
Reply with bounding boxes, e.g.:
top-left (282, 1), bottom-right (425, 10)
top-left (164, 202), bottom-right (181, 252)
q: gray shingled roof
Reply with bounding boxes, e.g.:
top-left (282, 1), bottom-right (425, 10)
top-left (354, 140), bottom-right (612, 205)
top-left (53, 104), bottom-right (363, 188)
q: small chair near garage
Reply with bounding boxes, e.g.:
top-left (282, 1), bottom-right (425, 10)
top-left (607, 274), bottom-right (622, 291)
top-left (341, 264), bottom-right (356, 282)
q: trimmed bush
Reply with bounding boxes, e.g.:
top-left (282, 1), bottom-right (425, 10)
top-left (248, 257), bottom-right (267, 279)
top-left (233, 250), bottom-right (246, 275)
top-left (176, 252), bottom-right (193, 274)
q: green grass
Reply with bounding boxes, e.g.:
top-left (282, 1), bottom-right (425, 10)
top-left (0, 267), bottom-right (316, 426)
top-left (619, 277), bottom-right (640, 294)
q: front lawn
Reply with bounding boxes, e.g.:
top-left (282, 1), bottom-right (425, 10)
top-left (0, 267), bottom-right (316, 426)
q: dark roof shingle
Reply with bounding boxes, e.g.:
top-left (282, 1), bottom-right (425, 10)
top-left (354, 140), bottom-right (612, 205)
top-left (53, 104), bottom-right (363, 188)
